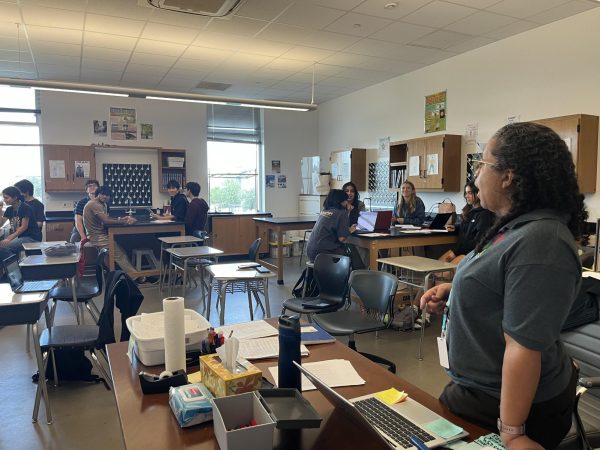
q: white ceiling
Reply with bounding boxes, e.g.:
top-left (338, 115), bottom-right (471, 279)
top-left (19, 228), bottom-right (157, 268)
top-left (0, 0), bottom-right (598, 104)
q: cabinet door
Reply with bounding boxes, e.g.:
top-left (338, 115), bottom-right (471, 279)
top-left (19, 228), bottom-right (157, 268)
top-left (211, 217), bottom-right (240, 255)
top-left (70, 146), bottom-right (96, 191)
top-left (330, 151), bottom-right (348, 189)
top-left (238, 216), bottom-right (259, 255)
top-left (46, 221), bottom-right (72, 242)
top-left (406, 140), bottom-right (425, 189)
top-left (422, 136), bottom-right (444, 189)
top-left (44, 145), bottom-right (71, 191)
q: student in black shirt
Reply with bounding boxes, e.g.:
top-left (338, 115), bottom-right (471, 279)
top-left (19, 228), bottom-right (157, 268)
top-left (0, 186), bottom-right (42, 261)
top-left (151, 179), bottom-right (187, 222)
top-left (14, 179), bottom-right (46, 229)
top-left (184, 181), bottom-right (209, 235)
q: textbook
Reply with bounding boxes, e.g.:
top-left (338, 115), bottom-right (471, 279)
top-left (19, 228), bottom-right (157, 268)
top-left (300, 324), bottom-right (336, 345)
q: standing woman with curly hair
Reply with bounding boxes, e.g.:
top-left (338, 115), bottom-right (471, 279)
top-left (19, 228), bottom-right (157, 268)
top-left (421, 122), bottom-right (586, 449)
top-left (392, 180), bottom-right (425, 226)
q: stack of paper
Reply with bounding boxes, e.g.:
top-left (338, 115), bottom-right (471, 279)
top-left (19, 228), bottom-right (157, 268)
top-left (216, 320), bottom-right (278, 341)
top-left (268, 359), bottom-right (365, 391)
top-left (238, 336), bottom-right (309, 360)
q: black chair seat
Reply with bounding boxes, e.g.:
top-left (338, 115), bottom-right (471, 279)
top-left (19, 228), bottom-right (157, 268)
top-left (282, 297), bottom-right (344, 316)
top-left (49, 281), bottom-right (100, 301)
top-left (558, 393), bottom-right (600, 449)
top-left (314, 310), bottom-right (383, 336)
top-left (40, 325), bottom-right (99, 349)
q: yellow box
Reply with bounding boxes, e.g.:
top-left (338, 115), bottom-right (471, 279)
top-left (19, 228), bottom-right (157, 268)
top-left (199, 354), bottom-right (262, 398)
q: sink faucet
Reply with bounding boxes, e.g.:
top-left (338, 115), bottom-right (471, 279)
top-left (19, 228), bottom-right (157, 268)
top-left (126, 196), bottom-right (134, 216)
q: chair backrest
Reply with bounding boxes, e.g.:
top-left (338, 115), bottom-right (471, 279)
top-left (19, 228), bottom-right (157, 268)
top-left (313, 253), bottom-right (351, 304)
top-left (192, 229), bottom-right (209, 243)
top-left (248, 238), bottom-right (261, 262)
top-left (348, 270), bottom-right (398, 316)
top-left (95, 248), bottom-right (109, 293)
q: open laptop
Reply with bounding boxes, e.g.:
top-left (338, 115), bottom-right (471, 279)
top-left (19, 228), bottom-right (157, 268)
top-left (424, 212), bottom-right (452, 230)
top-left (294, 361), bottom-right (468, 449)
top-left (354, 210), bottom-right (393, 234)
top-left (2, 255), bottom-right (59, 293)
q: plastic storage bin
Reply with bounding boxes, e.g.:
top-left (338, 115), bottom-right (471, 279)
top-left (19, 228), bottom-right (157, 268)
top-left (126, 309), bottom-right (211, 366)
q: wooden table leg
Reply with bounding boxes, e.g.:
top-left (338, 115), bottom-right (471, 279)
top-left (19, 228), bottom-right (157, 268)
top-left (369, 242), bottom-right (378, 270)
top-left (277, 225), bottom-right (284, 284)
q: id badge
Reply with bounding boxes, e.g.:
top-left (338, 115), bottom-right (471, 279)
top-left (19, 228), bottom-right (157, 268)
top-left (437, 336), bottom-right (449, 369)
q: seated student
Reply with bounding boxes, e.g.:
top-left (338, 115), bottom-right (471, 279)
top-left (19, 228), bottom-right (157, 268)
top-left (392, 181), bottom-right (425, 226)
top-left (83, 186), bottom-right (138, 276)
top-left (70, 179), bottom-right (100, 243)
top-left (440, 181), bottom-right (494, 265)
top-left (151, 179), bottom-right (187, 222)
top-left (342, 181), bottom-right (366, 227)
top-left (0, 186), bottom-right (42, 261)
top-left (14, 179), bottom-right (46, 230)
top-left (183, 181), bottom-right (209, 236)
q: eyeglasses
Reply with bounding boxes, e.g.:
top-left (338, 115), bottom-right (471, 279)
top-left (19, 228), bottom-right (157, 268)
top-left (472, 159), bottom-right (497, 171)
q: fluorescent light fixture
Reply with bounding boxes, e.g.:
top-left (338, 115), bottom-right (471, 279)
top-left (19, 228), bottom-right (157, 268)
top-left (0, 77), bottom-right (317, 111)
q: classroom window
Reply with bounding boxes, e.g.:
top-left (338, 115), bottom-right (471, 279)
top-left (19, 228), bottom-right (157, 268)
top-left (0, 86), bottom-right (42, 196)
top-left (207, 106), bottom-right (262, 212)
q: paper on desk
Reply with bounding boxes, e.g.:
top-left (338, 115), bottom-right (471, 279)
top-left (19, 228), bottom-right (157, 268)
top-left (268, 359), bottom-right (365, 391)
top-left (399, 229), bottom-right (433, 234)
top-left (395, 224), bottom-right (420, 229)
top-left (216, 320), bottom-right (278, 341)
top-left (238, 336), bottom-right (309, 360)
top-left (358, 232), bottom-right (389, 237)
top-left (151, 220), bottom-right (172, 224)
top-left (374, 387), bottom-right (408, 405)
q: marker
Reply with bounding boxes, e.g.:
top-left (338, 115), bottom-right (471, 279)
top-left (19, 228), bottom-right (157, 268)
top-left (409, 435), bottom-right (430, 450)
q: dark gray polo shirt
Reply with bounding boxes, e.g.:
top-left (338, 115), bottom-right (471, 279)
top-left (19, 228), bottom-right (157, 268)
top-left (306, 208), bottom-right (349, 262)
top-left (446, 209), bottom-right (580, 402)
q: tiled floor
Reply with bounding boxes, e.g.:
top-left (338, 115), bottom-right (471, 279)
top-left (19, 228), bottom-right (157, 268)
top-left (0, 256), bottom-right (450, 450)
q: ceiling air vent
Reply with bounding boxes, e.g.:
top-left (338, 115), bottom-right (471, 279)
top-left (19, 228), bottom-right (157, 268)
top-left (146, 0), bottom-right (244, 17)
top-left (195, 81), bottom-right (232, 91)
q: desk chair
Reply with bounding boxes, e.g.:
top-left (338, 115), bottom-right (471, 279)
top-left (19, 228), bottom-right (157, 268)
top-left (314, 270), bottom-right (398, 373)
top-left (281, 253), bottom-right (351, 319)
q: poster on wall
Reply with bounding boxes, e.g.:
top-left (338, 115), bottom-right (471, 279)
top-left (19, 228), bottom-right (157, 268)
top-left (426, 154), bottom-right (439, 175)
top-left (266, 175), bottom-right (275, 188)
top-left (271, 160), bottom-right (281, 173)
top-left (141, 123), bottom-right (153, 139)
top-left (278, 175), bottom-right (287, 188)
top-left (93, 120), bottom-right (107, 136)
top-left (49, 160), bottom-right (65, 179)
top-left (110, 107), bottom-right (137, 140)
top-left (424, 91), bottom-right (446, 133)
top-left (378, 137), bottom-right (390, 159)
top-left (74, 161), bottom-right (90, 178)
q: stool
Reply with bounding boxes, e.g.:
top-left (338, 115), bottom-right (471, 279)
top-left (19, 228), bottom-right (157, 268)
top-left (132, 248), bottom-right (159, 271)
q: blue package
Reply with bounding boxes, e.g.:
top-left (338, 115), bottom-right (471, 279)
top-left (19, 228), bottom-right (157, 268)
top-left (169, 383), bottom-right (214, 428)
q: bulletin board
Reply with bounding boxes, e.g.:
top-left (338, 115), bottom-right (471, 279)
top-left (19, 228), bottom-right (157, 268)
top-left (103, 163), bottom-right (152, 207)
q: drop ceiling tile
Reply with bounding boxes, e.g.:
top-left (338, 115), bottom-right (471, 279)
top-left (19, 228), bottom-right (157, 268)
top-left (21, 5), bottom-right (84, 29)
top-left (353, 0), bottom-right (432, 20)
top-left (333, 67), bottom-right (395, 82)
top-left (281, 46), bottom-right (334, 62)
top-left (319, 75), bottom-right (372, 88)
top-left (237, 38), bottom-right (293, 57)
top-left (0, 69), bottom-right (36, 78)
top-left (402, 1), bottom-right (478, 28)
top-left (392, 44), bottom-right (448, 62)
top-left (307, 0), bottom-right (364, 10)
top-left (297, 30), bottom-right (360, 51)
top-left (344, 38), bottom-right (405, 59)
top-left (161, 72), bottom-right (206, 84)
top-left (417, 48), bottom-right (457, 64)
top-left (444, 10), bottom-right (517, 35)
top-left (38, 72), bottom-right (80, 82)
top-left (147, 8), bottom-right (211, 28)
top-left (84, 32), bottom-right (138, 51)
top-left (483, 19), bottom-right (538, 39)
top-left (142, 22), bottom-right (199, 45)
top-left (86, 0), bottom-right (152, 21)
top-left (0, 37), bottom-right (20, 53)
top-left (285, 70), bottom-right (332, 83)
top-left (0, 3), bottom-right (20, 22)
top-left (303, 63), bottom-right (345, 76)
top-left (120, 73), bottom-right (162, 87)
top-left (35, 54), bottom-right (80, 66)
top-left (252, 66), bottom-right (296, 81)
top-left (26, 25), bottom-right (83, 45)
top-left (320, 51), bottom-right (369, 68)
top-left (134, 39), bottom-right (186, 57)
top-left (171, 57), bottom-right (220, 72)
top-left (0, 50), bottom-right (33, 63)
top-left (0, 60), bottom-right (35, 72)
top-left (412, 30), bottom-right (472, 49)
top-left (165, 67), bottom-right (209, 79)
top-left (275, 3), bottom-right (345, 30)
top-left (262, 57), bottom-right (313, 71)
top-left (181, 46), bottom-right (233, 63)
top-left (527, 0), bottom-right (598, 25)
top-left (36, 63), bottom-right (80, 75)
top-left (156, 78), bottom-right (199, 91)
top-left (84, 14), bottom-right (146, 38)
top-left (80, 68), bottom-right (122, 83)
top-left (371, 21), bottom-right (435, 44)
top-left (29, 41), bottom-right (81, 57)
top-left (445, 35), bottom-right (497, 53)
top-left (216, 52), bottom-right (275, 71)
top-left (234, 0), bottom-right (293, 21)
top-left (82, 58), bottom-right (127, 71)
top-left (0, 22), bottom-right (21, 38)
top-left (205, 16), bottom-right (268, 37)
top-left (194, 31), bottom-right (249, 51)
top-left (19, 0), bottom-right (87, 10)
top-left (198, 72), bottom-right (249, 84)
top-left (124, 63), bottom-right (169, 77)
top-left (444, 0), bottom-right (503, 8)
top-left (487, 0), bottom-right (571, 19)
top-left (256, 23), bottom-right (313, 44)
top-left (324, 12), bottom-right (392, 37)
top-left (82, 46), bottom-right (132, 62)
top-left (129, 52), bottom-right (178, 67)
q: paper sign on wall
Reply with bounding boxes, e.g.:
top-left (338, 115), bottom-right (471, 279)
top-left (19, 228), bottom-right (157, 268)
top-left (49, 160), bottom-right (65, 179)
top-left (426, 154), bottom-right (439, 175)
top-left (378, 137), bottom-right (390, 159)
top-left (409, 156), bottom-right (420, 177)
top-left (74, 161), bottom-right (90, 178)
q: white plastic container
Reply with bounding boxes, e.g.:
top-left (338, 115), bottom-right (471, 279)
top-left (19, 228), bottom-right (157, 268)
top-left (126, 309), bottom-right (210, 366)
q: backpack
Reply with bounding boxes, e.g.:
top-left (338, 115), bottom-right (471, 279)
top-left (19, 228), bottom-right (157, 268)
top-left (390, 305), bottom-right (419, 331)
top-left (32, 348), bottom-right (107, 387)
top-left (292, 267), bottom-right (320, 298)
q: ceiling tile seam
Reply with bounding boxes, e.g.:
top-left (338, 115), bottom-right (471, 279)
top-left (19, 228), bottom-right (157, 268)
top-left (249, 1), bottom-right (297, 39)
top-left (118, 10), bottom-right (150, 87)
top-left (78, 4), bottom-right (88, 84)
top-left (443, 0), bottom-right (504, 12)
top-left (17, 5), bottom-right (38, 79)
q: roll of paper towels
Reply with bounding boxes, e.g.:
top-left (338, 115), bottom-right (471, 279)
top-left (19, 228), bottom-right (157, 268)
top-left (163, 297), bottom-right (186, 373)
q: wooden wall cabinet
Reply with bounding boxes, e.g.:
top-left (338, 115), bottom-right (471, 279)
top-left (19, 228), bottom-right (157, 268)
top-left (158, 149), bottom-right (186, 192)
top-left (389, 134), bottom-right (461, 192)
top-left (329, 148), bottom-right (366, 191)
top-left (43, 145), bottom-right (96, 192)
top-left (532, 114), bottom-right (599, 193)
top-left (210, 214), bottom-right (270, 256)
top-left (45, 221), bottom-right (72, 242)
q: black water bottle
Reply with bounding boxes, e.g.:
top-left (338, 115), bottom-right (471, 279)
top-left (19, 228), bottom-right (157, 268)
top-left (278, 315), bottom-right (301, 390)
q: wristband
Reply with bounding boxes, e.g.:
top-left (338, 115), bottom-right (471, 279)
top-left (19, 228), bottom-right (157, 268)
top-left (497, 418), bottom-right (525, 435)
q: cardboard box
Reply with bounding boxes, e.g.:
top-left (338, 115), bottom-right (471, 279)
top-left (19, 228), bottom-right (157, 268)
top-left (200, 354), bottom-right (262, 398)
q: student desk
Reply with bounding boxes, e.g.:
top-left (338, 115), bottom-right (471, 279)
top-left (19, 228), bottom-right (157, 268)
top-left (254, 216), bottom-right (317, 284)
top-left (0, 284), bottom-right (51, 424)
top-left (347, 229), bottom-right (458, 270)
top-left (22, 241), bottom-right (68, 255)
top-left (106, 220), bottom-right (185, 278)
top-left (107, 325), bottom-right (488, 449)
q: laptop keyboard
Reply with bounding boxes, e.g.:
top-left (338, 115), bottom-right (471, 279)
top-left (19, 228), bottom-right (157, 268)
top-left (354, 397), bottom-right (435, 449)
top-left (22, 280), bottom-right (54, 291)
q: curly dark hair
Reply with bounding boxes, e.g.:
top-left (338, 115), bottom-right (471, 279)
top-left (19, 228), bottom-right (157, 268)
top-left (475, 122), bottom-right (588, 252)
top-left (323, 189), bottom-right (348, 210)
top-left (342, 181), bottom-right (360, 208)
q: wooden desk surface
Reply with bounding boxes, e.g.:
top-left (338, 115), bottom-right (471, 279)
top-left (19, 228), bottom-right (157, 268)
top-left (107, 332), bottom-right (488, 450)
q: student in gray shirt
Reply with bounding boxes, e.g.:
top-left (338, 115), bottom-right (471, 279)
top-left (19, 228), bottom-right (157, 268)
top-left (421, 122), bottom-right (586, 450)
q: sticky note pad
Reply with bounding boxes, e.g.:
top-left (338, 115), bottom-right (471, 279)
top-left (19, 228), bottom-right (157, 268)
top-left (424, 418), bottom-right (464, 439)
top-left (187, 370), bottom-right (202, 384)
top-left (374, 388), bottom-right (408, 405)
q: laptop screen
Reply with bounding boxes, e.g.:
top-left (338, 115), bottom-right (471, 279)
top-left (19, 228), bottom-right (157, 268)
top-left (3, 255), bottom-right (23, 290)
top-left (357, 211), bottom-right (377, 231)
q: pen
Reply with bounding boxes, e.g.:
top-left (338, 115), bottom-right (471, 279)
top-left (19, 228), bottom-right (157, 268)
top-left (228, 330), bottom-right (234, 338)
top-left (409, 435), bottom-right (430, 450)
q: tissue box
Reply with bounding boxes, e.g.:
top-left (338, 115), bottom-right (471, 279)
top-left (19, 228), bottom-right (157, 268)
top-left (169, 383), bottom-right (214, 428)
top-left (126, 309), bottom-right (210, 366)
top-left (200, 354), bottom-right (262, 398)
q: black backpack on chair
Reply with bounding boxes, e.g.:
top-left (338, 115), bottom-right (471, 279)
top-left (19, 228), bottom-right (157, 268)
top-left (292, 267), bottom-right (319, 298)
